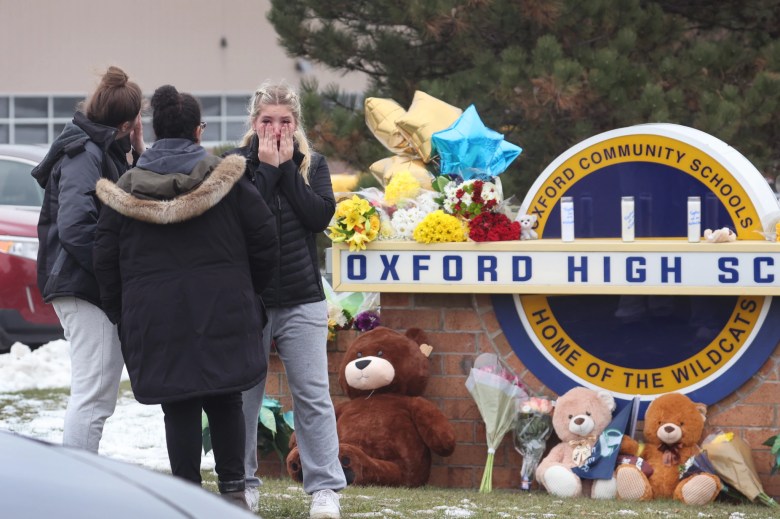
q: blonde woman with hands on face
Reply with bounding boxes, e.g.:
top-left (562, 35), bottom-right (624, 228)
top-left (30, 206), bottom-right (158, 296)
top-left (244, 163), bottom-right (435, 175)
top-left (225, 82), bottom-right (345, 519)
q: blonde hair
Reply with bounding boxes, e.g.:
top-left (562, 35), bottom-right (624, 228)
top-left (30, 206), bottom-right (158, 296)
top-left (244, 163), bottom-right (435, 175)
top-left (242, 82), bottom-right (312, 183)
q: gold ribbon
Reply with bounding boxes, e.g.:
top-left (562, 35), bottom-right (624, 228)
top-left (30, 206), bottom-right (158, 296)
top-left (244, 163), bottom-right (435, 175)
top-left (568, 436), bottom-right (597, 467)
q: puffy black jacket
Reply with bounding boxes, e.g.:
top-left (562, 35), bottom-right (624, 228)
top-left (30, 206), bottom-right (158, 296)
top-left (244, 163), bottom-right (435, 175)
top-left (93, 144), bottom-right (278, 404)
top-left (226, 135), bottom-right (335, 307)
top-left (33, 112), bottom-right (133, 307)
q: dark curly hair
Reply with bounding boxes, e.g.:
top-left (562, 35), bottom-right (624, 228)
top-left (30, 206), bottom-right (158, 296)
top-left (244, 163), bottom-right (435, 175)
top-left (150, 85), bottom-right (201, 141)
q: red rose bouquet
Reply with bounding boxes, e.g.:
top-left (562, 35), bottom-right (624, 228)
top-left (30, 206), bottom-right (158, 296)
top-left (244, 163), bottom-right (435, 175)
top-left (468, 211), bottom-right (521, 242)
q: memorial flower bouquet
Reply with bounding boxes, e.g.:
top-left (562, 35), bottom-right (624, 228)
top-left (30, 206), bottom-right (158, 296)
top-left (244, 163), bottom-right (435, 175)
top-left (441, 178), bottom-right (500, 220)
top-left (413, 210), bottom-right (467, 244)
top-left (701, 431), bottom-right (778, 507)
top-left (327, 194), bottom-right (380, 251)
top-left (383, 169), bottom-right (422, 207)
top-left (385, 191), bottom-right (440, 240)
top-left (512, 396), bottom-right (555, 490)
top-left (468, 211), bottom-right (521, 242)
top-left (465, 353), bottom-right (528, 493)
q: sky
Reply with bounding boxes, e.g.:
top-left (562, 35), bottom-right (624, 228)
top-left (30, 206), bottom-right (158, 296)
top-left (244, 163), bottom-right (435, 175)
top-left (0, 340), bottom-right (215, 472)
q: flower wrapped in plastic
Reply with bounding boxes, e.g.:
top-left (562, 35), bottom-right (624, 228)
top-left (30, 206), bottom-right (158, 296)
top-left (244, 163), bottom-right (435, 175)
top-left (385, 191), bottom-right (441, 240)
top-left (383, 169), bottom-right (422, 207)
top-left (512, 396), bottom-right (554, 490)
top-left (700, 431), bottom-right (778, 507)
top-left (327, 194), bottom-right (380, 251)
top-left (440, 178), bottom-right (501, 220)
top-left (465, 353), bottom-right (528, 493)
top-left (351, 291), bottom-right (381, 332)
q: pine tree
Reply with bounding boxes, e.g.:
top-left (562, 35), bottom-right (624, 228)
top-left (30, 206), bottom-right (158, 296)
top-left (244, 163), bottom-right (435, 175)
top-left (269, 0), bottom-right (780, 198)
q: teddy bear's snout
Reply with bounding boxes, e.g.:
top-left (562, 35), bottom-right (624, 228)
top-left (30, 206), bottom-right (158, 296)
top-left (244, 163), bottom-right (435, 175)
top-left (355, 359), bottom-right (371, 370)
top-left (657, 423), bottom-right (683, 443)
top-left (574, 417), bottom-right (585, 426)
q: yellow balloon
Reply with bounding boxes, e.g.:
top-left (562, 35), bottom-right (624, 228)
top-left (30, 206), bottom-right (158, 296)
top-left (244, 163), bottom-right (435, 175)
top-left (395, 91), bottom-right (462, 163)
top-left (364, 97), bottom-right (412, 155)
top-left (369, 156), bottom-right (434, 189)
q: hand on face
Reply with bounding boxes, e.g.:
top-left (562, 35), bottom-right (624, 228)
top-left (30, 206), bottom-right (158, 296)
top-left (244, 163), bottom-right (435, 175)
top-left (254, 105), bottom-right (296, 167)
top-left (129, 113), bottom-right (145, 154)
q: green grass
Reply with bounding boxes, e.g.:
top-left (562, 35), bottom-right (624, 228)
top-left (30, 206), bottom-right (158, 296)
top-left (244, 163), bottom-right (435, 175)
top-left (201, 472), bottom-right (778, 518)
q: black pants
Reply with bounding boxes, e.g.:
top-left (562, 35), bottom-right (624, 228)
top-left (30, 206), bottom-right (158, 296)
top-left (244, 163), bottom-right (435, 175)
top-left (161, 392), bottom-right (245, 487)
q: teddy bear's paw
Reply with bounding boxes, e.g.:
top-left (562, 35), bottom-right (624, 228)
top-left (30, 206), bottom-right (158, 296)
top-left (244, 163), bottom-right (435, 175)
top-left (338, 444), bottom-right (367, 485)
top-left (591, 477), bottom-right (617, 499)
top-left (678, 473), bottom-right (720, 505)
top-left (339, 453), bottom-right (356, 485)
top-left (615, 465), bottom-right (652, 501)
top-left (544, 465), bottom-right (581, 498)
top-left (286, 450), bottom-right (304, 483)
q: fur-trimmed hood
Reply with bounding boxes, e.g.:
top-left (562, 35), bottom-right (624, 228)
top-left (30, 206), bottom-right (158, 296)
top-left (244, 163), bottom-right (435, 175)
top-left (96, 154), bottom-right (246, 224)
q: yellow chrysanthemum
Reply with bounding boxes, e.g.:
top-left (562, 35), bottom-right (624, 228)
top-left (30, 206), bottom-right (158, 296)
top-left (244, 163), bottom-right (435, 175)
top-left (413, 210), bottom-right (467, 243)
top-left (384, 170), bottom-right (421, 206)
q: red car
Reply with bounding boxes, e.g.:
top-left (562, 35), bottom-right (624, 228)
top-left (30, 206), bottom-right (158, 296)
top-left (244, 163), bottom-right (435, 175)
top-left (0, 145), bottom-right (63, 352)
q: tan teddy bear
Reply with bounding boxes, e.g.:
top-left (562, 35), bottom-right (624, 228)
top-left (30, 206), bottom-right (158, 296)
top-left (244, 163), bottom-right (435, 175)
top-left (535, 387), bottom-right (620, 499)
top-left (615, 392), bottom-right (722, 505)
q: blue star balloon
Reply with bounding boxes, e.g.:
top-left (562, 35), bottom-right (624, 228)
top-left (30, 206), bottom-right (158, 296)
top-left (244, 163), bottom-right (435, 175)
top-left (431, 105), bottom-right (522, 180)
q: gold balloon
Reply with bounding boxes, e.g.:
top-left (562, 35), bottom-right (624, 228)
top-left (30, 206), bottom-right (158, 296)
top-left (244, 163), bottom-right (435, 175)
top-left (364, 97), bottom-right (411, 155)
top-left (395, 91), bottom-right (462, 163)
top-left (369, 156), bottom-right (434, 189)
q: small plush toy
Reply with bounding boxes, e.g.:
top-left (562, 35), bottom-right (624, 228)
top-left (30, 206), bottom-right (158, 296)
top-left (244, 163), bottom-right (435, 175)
top-left (703, 227), bottom-right (736, 243)
top-left (286, 326), bottom-right (456, 487)
top-left (615, 392), bottom-right (722, 505)
top-left (535, 387), bottom-right (620, 499)
top-left (517, 214), bottom-right (538, 240)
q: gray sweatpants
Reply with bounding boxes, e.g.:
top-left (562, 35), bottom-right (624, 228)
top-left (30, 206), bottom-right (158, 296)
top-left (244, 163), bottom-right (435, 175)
top-left (242, 300), bottom-right (346, 494)
top-left (52, 296), bottom-right (124, 453)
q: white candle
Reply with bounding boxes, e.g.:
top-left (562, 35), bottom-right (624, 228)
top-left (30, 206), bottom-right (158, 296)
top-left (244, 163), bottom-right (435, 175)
top-left (688, 196), bottom-right (701, 242)
top-left (561, 196), bottom-right (574, 242)
top-left (621, 196), bottom-right (635, 242)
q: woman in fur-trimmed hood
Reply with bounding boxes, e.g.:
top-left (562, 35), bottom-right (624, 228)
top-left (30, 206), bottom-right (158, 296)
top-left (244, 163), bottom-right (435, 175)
top-left (93, 85), bottom-right (277, 509)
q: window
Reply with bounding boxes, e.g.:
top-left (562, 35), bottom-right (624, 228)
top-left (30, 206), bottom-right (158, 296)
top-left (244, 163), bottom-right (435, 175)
top-left (14, 97), bottom-right (47, 118)
top-left (0, 92), bottom-right (330, 147)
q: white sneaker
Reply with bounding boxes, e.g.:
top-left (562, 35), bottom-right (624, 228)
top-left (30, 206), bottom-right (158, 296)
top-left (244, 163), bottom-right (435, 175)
top-left (310, 489), bottom-right (340, 519)
top-left (245, 486), bottom-right (259, 513)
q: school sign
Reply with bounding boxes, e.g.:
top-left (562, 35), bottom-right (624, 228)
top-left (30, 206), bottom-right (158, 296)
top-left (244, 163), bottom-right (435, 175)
top-left (331, 124), bottom-right (780, 416)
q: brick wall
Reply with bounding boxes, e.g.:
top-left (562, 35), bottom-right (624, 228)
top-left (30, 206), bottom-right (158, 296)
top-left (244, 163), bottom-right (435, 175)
top-left (259, 293), bottom-right (780, 498)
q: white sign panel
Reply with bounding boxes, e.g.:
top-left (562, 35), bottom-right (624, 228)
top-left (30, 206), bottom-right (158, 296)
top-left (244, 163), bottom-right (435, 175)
top-left (331, 241), bottom-right (780, 295)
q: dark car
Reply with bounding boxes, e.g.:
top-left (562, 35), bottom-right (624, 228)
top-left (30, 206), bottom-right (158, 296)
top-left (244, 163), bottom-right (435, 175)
top-left (0, 144), bottom-right (63, 352)
top-left (0, 431), bottom-right (255, 518)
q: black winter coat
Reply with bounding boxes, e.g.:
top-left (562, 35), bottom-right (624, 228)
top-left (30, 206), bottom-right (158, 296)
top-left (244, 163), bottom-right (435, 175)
top-left (226, 135), bottom-right (335, 307)
top-left (33, 112), bottom-right (134, 306)
top-left (93, 151), bottom-right (278, 404)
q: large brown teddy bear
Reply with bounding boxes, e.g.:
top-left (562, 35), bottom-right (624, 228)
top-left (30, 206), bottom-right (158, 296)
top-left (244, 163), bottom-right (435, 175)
top-left (616, 392), bottom-right (722, 505)
top-left (535, 387), bottom-right (621, 499)
top-left (286, 326), bottom-right (456, 487)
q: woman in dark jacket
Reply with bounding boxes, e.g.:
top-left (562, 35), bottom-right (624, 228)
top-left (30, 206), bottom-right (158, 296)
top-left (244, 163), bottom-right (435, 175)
top-left (226, 83), bottom-right (344, 519)
top-left (93, 85), bottom-right (277, 509)
top-left (32, 66), bottom-right (144, 454)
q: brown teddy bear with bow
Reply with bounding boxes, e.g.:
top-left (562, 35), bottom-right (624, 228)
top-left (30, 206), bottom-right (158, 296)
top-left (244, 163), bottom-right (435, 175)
top-left (286, 326), bottom-right (456, 487)
top-left (616, 392), bottom-right (722, 504)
